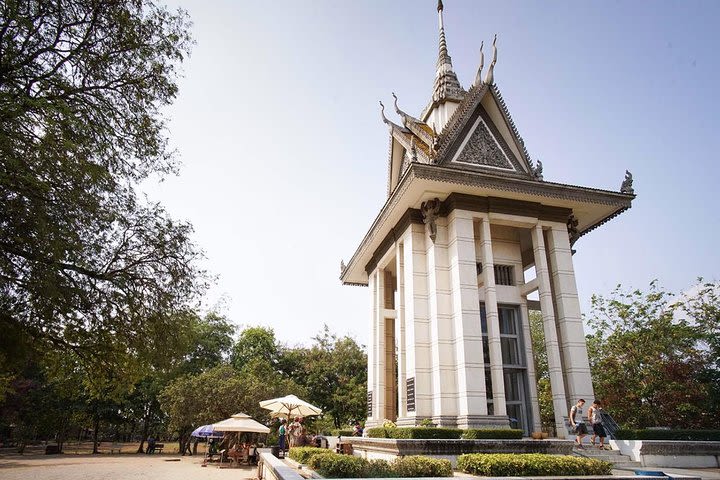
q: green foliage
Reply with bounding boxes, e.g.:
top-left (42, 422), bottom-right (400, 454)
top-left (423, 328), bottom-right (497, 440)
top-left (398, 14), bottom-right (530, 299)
top-left (367, 426), bottom-right (521, 440)
top-left (529, 310), bottom-right (555, 432)
top-left (365, 459), bottom-right (394, 478)
top-left (288, 447), bottom-right (330, 464)
top-left (309, 453), bottom-right (368, 478)
top-left (586, 280), bottom-right (720, 429)
top-left (290, 325), bottom-right (367, 428)
top-left (392, 456), bottom-right (453, 477)
top-left (331, 429), bottom-right (355, 437)
top-left (307, 452), bottom-right (453, 478)
top-left (615, 429), bottom-right (720, 441)
top-left (461, 429), bottom-right (523, 439)
top-left (159, 363), bottom-right (303, 446)
top-left (231, 327), bottom-right (280, 370)
top-left (457, 453), bottom-right (611, 476)
top-left (0, 0), bottom-right (204, 399)
top-left (367, 426), bottom-right (462, 439)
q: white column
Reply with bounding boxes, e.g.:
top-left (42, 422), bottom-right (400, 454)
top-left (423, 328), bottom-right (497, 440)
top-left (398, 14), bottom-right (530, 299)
top-left (519, 301), bottom-right (542, 432)
top-left (396, 245), bottom-right (407, 419)
top-left (479, 219), bottom-right (506, 416)
top-left (367, 271), bottom-right (377, 424)
top-left (425, 216), bottom-right (458, 424)
top-left (374, 268), bottom-right (387, 421)
top-left (531, 225), bottom-right (568, 436)
top-left (447, 210), bottom-right (487, 423)
top-left (400, 223), bottom-right (432, 423)
top-left (545, 224), bottom-right (594, 404)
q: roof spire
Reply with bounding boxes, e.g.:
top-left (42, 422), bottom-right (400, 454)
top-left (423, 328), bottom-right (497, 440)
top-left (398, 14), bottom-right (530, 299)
top-left (431, 0), bottom-right (464, 104)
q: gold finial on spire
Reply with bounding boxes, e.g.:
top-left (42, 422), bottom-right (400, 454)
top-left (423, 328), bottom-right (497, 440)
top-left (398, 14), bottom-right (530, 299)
top-left (484, 34), bottom-right (498, 85)
top-left (474, 41), bottom-right (485, 87)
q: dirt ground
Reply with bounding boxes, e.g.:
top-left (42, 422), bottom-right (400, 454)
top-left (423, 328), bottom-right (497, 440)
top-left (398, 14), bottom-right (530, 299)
top-left (0, 452), bottom-right (257, 480)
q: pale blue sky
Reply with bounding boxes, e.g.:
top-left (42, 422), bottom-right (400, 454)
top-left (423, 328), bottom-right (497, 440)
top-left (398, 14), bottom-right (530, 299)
top-left (153, 0), bottom-right (720, 347)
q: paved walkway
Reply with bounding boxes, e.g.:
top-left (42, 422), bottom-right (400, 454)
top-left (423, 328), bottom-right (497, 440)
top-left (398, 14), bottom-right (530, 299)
top-left (613, 467), bottom-right (720, 480)
top-left (0, 454), bottom-right (257, 480)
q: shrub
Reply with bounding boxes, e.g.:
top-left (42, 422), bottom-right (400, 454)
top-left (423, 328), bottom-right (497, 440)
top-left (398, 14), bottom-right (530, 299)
top-left (331, 429), bottom-right (355, 437)
top-left (393, 456), bottom-right (453, 477)
top-left (461, 428), bottom-right (523, 439)
top-left (305, 452), bottom-right (453, 478)
top-left (615, 429), bottom-right (720, 441)
top-left (288, 447), bottom-right (330, 464)
top-left (366, 427), bottom-right (390, 438)
top-left (366, 426), bottom-right (462, 439)
top-left (365, 459), bottom-right (394, 478)
top-left (458, 453), bottom-right (611, 477)
top-left (309, 453), bottom-right (367, 478)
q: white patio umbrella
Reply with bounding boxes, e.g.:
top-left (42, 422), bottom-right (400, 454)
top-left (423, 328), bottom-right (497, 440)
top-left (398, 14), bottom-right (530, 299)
top-left (211, 413), bottom-right (270, 433)
top-left (259, 394), bottom-right (322, 420)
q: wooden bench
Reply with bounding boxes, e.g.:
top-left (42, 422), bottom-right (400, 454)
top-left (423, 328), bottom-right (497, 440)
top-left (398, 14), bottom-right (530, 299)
top-left (110, 442), bottom-right (122, 454)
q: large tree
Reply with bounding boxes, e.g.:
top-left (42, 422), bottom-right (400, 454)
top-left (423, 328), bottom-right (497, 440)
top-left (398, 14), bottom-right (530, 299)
top-left (0, 0), bottom-right (202, 396)
top-left (586, 280), bottom-right (719, 429)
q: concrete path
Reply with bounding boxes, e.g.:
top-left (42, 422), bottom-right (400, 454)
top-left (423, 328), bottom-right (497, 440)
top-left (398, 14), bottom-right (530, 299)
top-left (0, 453), bottom-right (257, 480)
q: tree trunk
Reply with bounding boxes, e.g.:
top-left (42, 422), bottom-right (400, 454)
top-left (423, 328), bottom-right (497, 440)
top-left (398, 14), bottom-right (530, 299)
top-left (192, 438), bottom-right (198, 455)
top-left (92, 416), bottom-right (100, 454)
top-left (136, 409), bottom-right (150, 454)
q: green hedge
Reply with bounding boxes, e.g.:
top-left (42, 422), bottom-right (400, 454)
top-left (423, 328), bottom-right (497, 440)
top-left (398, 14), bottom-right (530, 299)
top-left (366, 426), bottom-right (460, 439)
top-left (457, 453), bottom-right (611, 476)
top-left (288, 447), bottom-right (330, 464)
top-left (615, 429), bottom-right (720, 441)
top-left (331, 429), bottom-right (355, 437)
top-left (307, 452), bottom-right (453, 478)
top-left (461, 429), bottom-right (523, 439)
top-left (309, 454), bottom-right (368, 478)
top-left (366, 426), bottom-right (521, 439)
top-left (393, 456), bottom-right (453, 477)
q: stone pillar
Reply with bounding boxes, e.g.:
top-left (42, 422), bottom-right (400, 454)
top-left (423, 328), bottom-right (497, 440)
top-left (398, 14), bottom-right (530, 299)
top-left (531, 225), bottom-right (568, 436)
top-left (447, 210), bottom-right (487, 425)
top-left (519, 301), bottom-right (542, 433)
top-left (425, 216), bottom-right (458, 425)
top-left (374, 268), bottom-right (387, 422)
top-left (398, 223), bottom-right (432, 425)
top-left (545, 224), bottom-right (594, 404)
top-left (479, 218), bottom-right (507, 416)
top-left (396, 244), bottom-right (407, 419)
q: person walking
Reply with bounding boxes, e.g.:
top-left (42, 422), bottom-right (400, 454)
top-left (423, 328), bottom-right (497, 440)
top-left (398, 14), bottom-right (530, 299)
top-left (587, 400), bottom-right (609, 449)
top-left (278, 419), bottom-right (287, 457)
top-left (569, 399), bottom-right (588, 449)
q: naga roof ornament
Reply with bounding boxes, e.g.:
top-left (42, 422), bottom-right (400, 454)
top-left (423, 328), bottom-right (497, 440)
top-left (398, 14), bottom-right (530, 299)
top-left (474, 41), bottom-right (485, 87)
top-left (484, 34), bottom-right (498, 86)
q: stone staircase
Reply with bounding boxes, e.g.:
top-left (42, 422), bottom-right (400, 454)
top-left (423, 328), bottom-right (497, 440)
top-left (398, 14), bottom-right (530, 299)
top-left (574, 445), bottom-right (642, 470)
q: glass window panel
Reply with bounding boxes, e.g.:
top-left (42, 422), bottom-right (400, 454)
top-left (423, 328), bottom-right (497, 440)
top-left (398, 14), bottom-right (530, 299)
top-left (499, 307), bottom-right (516, 334)
top-left (507, 404), bottom-right (522, 429)
top-left (501, 337), bottom-right (519, 365)
top-left (480, 304), bottom-right (487, 334)
top-left (482, 337), bottom-right (490, 364)
top-left (503, 372), bottom-right (520, 401)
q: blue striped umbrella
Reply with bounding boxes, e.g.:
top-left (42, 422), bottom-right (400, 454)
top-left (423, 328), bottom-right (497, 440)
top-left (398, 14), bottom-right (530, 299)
top-left (191, 424), bottom-right (223, 438)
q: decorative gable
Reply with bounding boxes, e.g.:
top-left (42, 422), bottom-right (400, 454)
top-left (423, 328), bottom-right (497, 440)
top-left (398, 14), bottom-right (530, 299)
top-left (451, 114), bottom-right (514, 170)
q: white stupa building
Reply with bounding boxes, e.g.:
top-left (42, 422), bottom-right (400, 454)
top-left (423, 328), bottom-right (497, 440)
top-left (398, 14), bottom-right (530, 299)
top-left (340, 1), bottom-right (635, 436)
